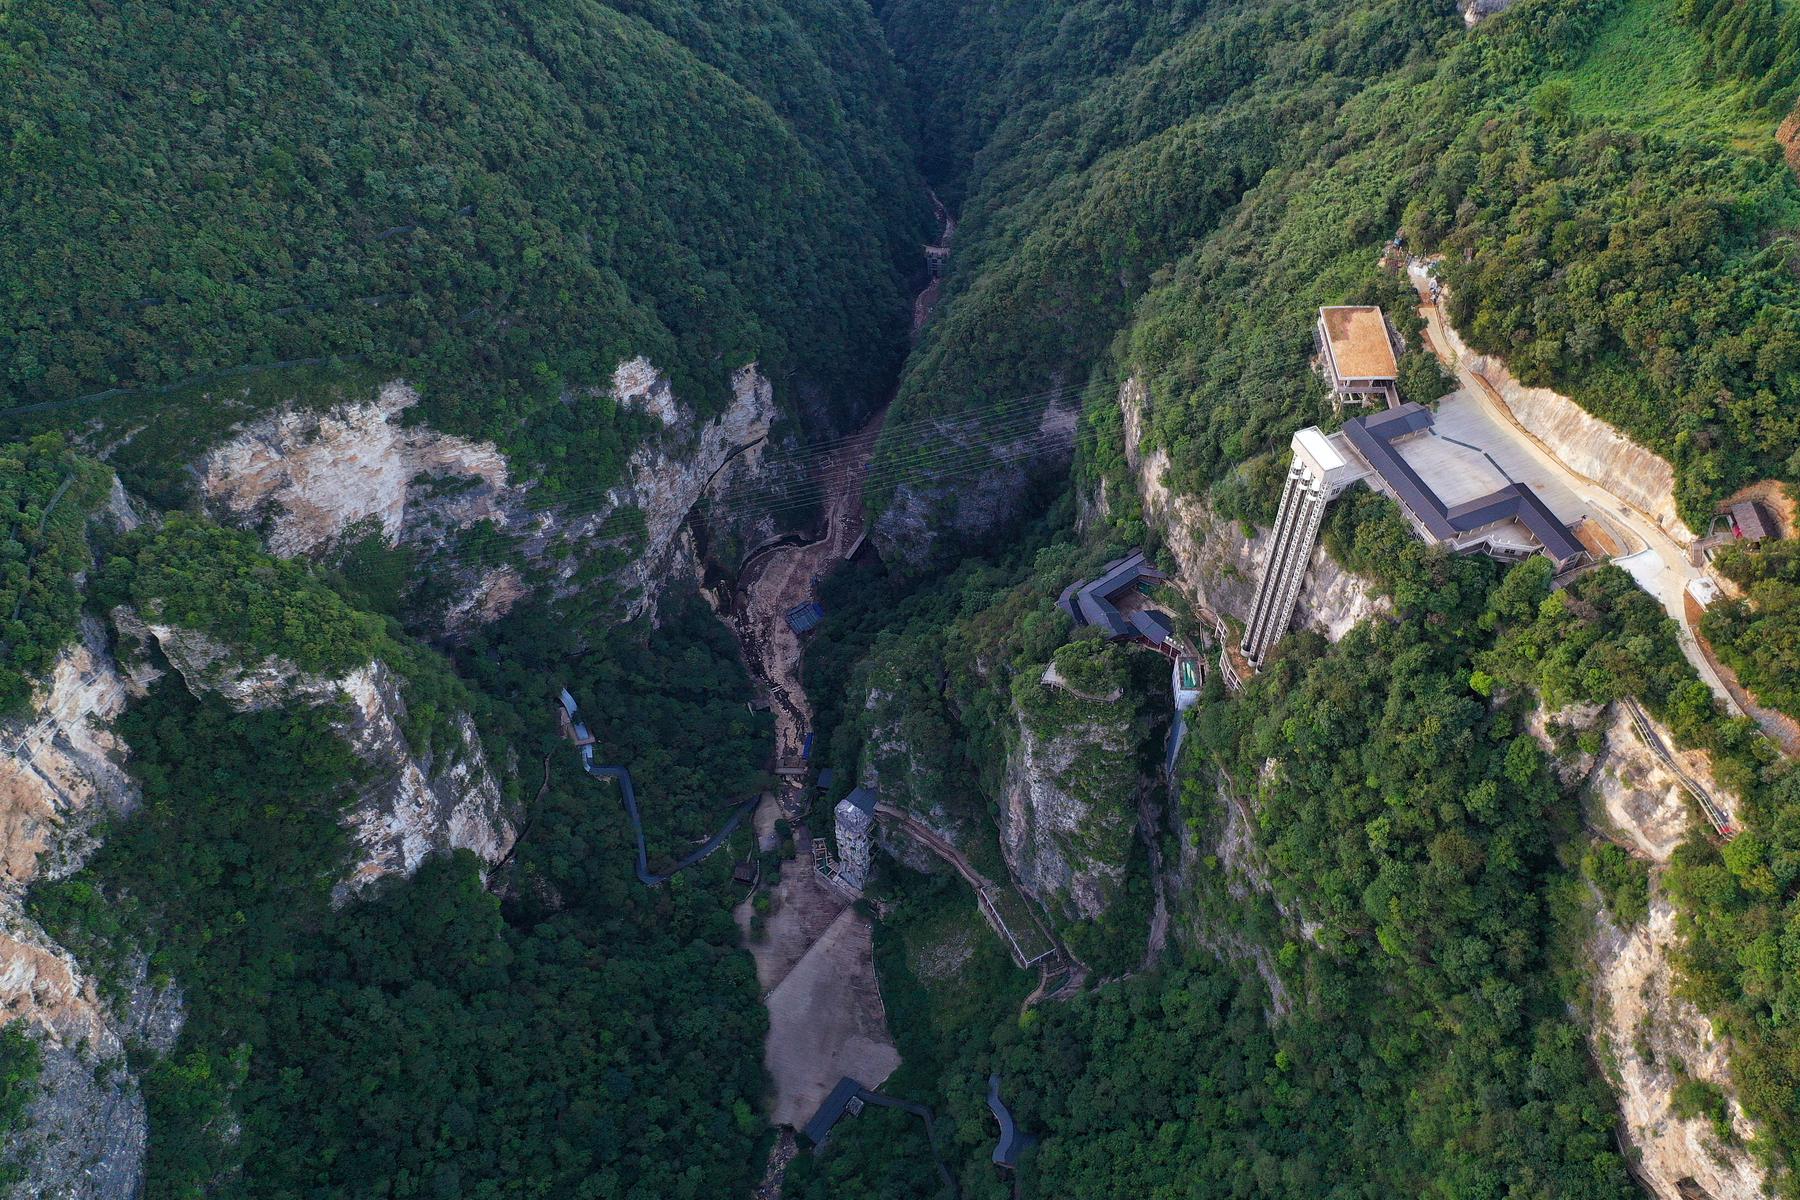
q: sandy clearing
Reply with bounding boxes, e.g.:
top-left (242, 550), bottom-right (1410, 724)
top-left (762, 905), bottom-right (900, 1129)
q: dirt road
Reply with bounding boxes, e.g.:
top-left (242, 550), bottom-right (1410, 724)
top-left (729, 405), bottom-right (887, 819)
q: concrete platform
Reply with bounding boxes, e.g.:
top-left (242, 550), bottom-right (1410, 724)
top-left (1429, 388), bottom-right (1597, 528)
top-left (1393, 430), bottom-right (1511, 507)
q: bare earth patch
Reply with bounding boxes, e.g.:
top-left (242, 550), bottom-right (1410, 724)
top-left (761, 904), bottom-right (900, 1129)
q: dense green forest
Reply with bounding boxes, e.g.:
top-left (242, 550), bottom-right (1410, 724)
top-left (0, 436), bottom-right (113, 712)
top-left (1704, 538), bottom-right (1800, 721)
top-left (876, 0), bottom-right (1800, 539)
top-left (30, 578), bottom-right (775, 1197)
top-left (0, 0), bottom-right (929, 496)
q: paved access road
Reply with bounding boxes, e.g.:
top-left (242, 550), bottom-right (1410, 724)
top-left (1409, 267), bottom-right (1740, 714)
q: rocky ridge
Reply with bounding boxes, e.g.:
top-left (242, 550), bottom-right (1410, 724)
top-left (120, 616), bottom-right (515, 896)
top-left (199, 360), bottom-right (776, 632)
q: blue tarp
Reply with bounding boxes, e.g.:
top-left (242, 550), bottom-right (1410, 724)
top-left (786, 602), bottom-right (825, 634)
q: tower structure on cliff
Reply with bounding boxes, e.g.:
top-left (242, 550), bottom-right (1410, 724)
top-left (832, 785), bottom-right (878, 890)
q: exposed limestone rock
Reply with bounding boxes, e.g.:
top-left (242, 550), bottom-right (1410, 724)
top-left (196, 363), bottom-right (776, 631)
top-left (1565, 701), bottom-right (1768, 1199)
top-left (199, 379), bottom-right (509, 560)
top-left (137, 622), bottom-right (515, 895)
top-left (1462, 0), bottom-right (1516, 23)
top-left (6, 956), bottom-right (182, 1200)
top-left (1523, 699), bottom-right (1608, 789)
top-left (999, 708), bottom-right (1131, 920)
top-left (608, 362), bottom-right (775, 618)
top-left (1590, 894), bottom-right (1766, 1200)
top-left (1588, 706), bottom-right (1703, 862)
top-left (1120, 376), bottom-right (1388, 638)
top-left (0, 618), bottom-right (138, 893)
top-left (0, 620), bottom-right (167, 1200)
top-left (872, 397), bottom-right (1079, 568)
top-left (1429, 321), bottom-right (1692, 543)
top-left (333, 665), bottom-right (512, 898)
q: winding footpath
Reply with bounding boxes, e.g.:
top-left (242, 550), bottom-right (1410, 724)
top-left (558, 691), bottom-right (760, 884)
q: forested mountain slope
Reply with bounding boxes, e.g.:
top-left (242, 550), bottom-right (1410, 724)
top-left (874, 0), bottom-right (1800, 559)
top-left (1, 0), bottom-right (929, 493)
top-left (8, 1), bottom-right (1800, 1198)
top-left (0, 3), bottom-right (926, 1195)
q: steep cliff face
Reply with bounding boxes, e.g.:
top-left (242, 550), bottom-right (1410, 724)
top-left (131, 619), bottom-right (514, 897)
top-left (198, 360), bottom-right (776, 631)
top-left (0, 619), bottom-right (173, 1200)
top-left (1578, 704), bottom-right (1767, 1200)
top-left (858, 677), bottom-right (977, 876)
top-left (1120, 376), bottom-right (1388, 637)
top-left (0, 620), bottom-right (138, 893)
top-left (871, 397), bottom-right (1079, 568)
top-left (998, 666), bottom-right (1140, 919)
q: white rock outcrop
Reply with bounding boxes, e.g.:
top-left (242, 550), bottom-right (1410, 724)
top-left (1463, 0), bottom-right (1517, 23)
top-left (138, 622), bottom-right (516, 896)
top-left (198, 380), bottom-right (509, 559)
top-left (1577, 704), bottom-right (1767, 1200)
top-left (0, 619), bottom-right (139, 892)
top-left (0, 619), bottom-right (165, 1200)
top-left (198, 362), bottom-right (776, 630)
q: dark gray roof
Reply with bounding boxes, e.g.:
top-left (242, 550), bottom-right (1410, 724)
top-left (1065, 550), bottom-right (1164, 639)
top-left (1084, 551), bottom-right (1165, 601)
top-left (1056, 581), bottom-right (1082, 622)
top-left (803, 1077), bottom-right (866, 1146)
top-left (1129, 609), bottom-right (1174, 644)
top-left (1510, 484), bottom-right (1585, 565)
top-left (816, 767), bottom-right (835, 791)
top-left (1077, 591), bottom-right (1132, 637)
top-left (988, 1074), bottom-right (1032, 1168)
top-left (1343, 405), bottom-right (1583, 568)
top-left (843, 785), bottom-right (878, 815)
top-left (1361, 403), bottom-right (1434, 438)
top-left (1444, 490), bottom-right (1523, 530)
top-left (1341, 413), bottom-right (1457, 540)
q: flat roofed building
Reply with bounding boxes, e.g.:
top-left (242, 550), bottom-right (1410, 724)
top-left (1317, 306), bottom-right (1400, 407)
top-left (1291, 426), bottom-right (1372, 500)
top-left (1341, 403), bottom-right (1585, 572)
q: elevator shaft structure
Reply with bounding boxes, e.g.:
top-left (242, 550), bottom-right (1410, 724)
top-left (1240, 428), bottom-right (1369, 669)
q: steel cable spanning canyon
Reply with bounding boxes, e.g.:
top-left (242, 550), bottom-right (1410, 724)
top-left (557, 690), bottom-right (758, 885)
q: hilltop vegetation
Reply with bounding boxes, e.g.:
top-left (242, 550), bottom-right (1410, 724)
top-left (880, 0), bottom-right (1800, 536)
top-left (0, 0), bottom-right (928, 494)
top-left (31, 568), bottom-right (774, 1196)
top-left (0, 435), bottom-right (112, 713)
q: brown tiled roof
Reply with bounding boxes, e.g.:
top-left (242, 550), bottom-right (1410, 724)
top-left (1320, 306), bottom-right (1399, 381)
top-left (1731, 500), bottom-right (1771, 541)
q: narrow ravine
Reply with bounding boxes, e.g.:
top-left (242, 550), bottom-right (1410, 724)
top-left (718, 200), bottom-right (953, 1198)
